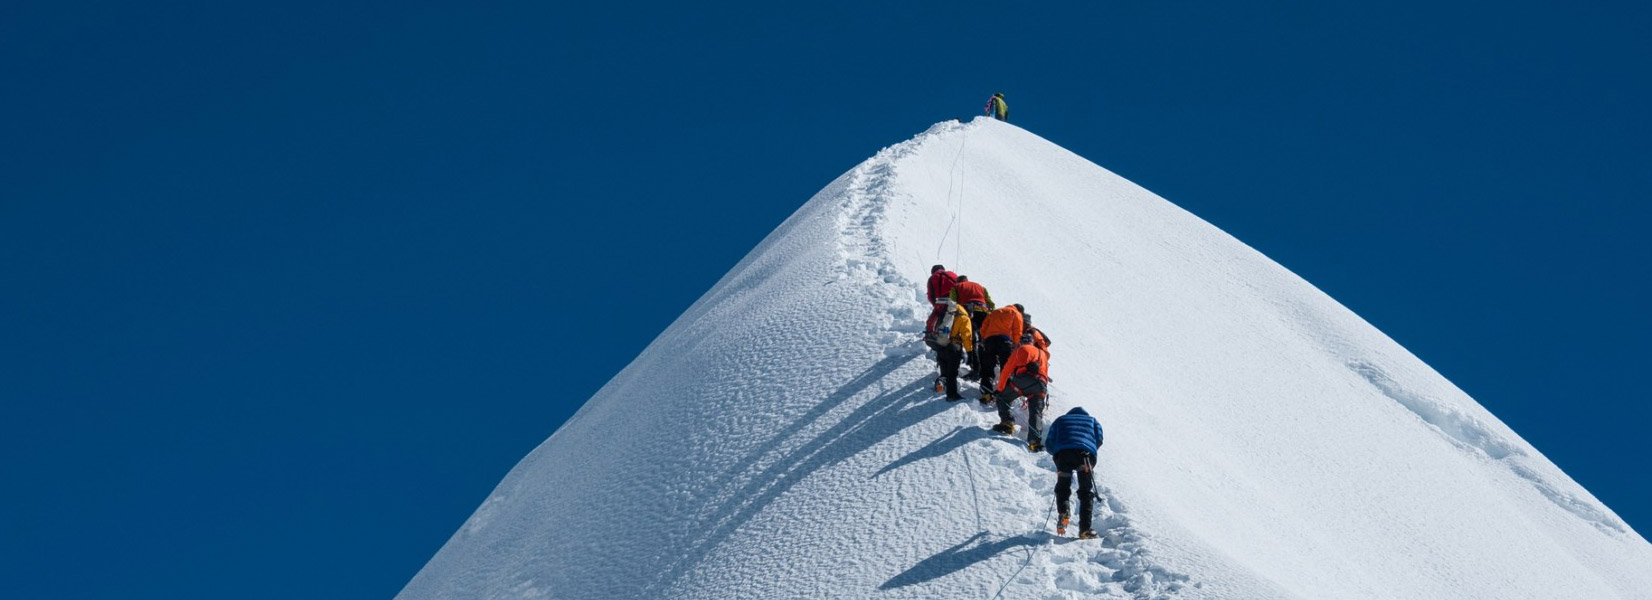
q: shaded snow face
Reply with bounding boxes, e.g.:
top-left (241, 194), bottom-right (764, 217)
top-left (401, 119), bottom-right (1652, 600)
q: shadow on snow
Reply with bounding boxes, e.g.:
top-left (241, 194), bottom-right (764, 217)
top-left (643, 351), bottom-right (948, 594)
top-left (873, 424), bottom-right (994, 478)
top-left (879, 531), bottom-right (1045, 589)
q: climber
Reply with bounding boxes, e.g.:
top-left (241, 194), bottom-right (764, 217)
top-left (1044, 407), bottom-right (1104, 539)
top-left (933, 300), bottom-right (974, 401)
top-left (975, 303), bottom-right (1025, 400)
top-left (990, 333), bottom-right (1049, 449)
top-left (1024, 312), bottom-right (1052, 351)
top-left (948, 275), bottom-right (995, 330)
top-left (985, 93), bottom-right (1009, 122)
top-left (925, 265), bottom-right (958, 335)
top-left (949, 275), bottom-right (995, 380)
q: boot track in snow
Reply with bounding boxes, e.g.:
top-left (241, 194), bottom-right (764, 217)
top-left (845, 122), bottom-right (1197, 598)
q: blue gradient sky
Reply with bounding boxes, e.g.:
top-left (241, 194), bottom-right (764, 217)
top-left (3, 2), bottom-right (1648, 598)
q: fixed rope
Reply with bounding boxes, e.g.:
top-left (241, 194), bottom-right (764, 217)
top-left (936, 127), bottom-right (969, 267)
top-left (990, 496), bottom-right (1055, 600)
top-left (960, 438), bottom-right (986, 532)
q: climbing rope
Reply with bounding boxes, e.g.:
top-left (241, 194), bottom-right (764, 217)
top-left (960, 439), bottom-right (986, 532)
top-left (990, 496), bottom-right (1055, 600)
top-left (937, 127), bottom-right (969, 267)
top-left (956, 127), bottom-right (964, 269)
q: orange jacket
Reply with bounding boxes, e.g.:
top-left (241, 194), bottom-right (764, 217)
top-left (978, 305), bottom-right (1024, 342)
top-left (998, 343), bottom-right (1050, 392)
top-left (1028, 327), bottom-right (1050, 350)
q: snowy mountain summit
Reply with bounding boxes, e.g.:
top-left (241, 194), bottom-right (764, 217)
top-left (401, 119), bottom-right (1652, 599)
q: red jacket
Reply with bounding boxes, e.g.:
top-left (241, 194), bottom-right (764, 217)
top-left (949, 281), bottom-right (993, 310)
top-left (927, 270), bottom-right (957, 304)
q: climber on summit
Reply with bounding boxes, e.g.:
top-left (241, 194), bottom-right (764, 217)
top-left (1044, 407), bottom-right (1104, 539)
top-left (985, 93), bottom-right (1009, 122)
top-left (975, 303), bottom-right (1024, 399)
top-left (925, 265), bottom-right (958, 335)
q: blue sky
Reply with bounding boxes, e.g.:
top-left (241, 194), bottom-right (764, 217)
top-left (3, 1), bottom-right (1648, 598)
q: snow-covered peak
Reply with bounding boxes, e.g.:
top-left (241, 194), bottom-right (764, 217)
top-left (400, 118), bottom-right (1652, 599)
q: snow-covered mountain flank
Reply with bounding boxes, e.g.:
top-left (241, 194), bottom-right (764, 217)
top-left (400, 119), bottom-right (1652, 599)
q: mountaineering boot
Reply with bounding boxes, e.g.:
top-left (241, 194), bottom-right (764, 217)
top-left (1057, 513), bottom-right (1071, 535)
top-left (1028, 439), bottom-right (1043, 453)
top-left (934, 376), bottom-right (944, 393)
top-left (1078, 529), bottom-right (1098, 540)
top-left (991, 420), bottom-right (1015, 435)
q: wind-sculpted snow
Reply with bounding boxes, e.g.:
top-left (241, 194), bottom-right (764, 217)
top-left (1347, 360), bottom-right (1523, 460)
top-left (402, 119), bottom-right (1652, 599)
top-left (1348, 359), bottom-right (1627, 535)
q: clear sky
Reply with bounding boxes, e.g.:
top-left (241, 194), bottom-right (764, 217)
top-left (3, 2), bottom-right (1648, 598)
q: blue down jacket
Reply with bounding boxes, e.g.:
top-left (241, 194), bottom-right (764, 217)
top-left (1044, 407), bottom-right (1103, 455)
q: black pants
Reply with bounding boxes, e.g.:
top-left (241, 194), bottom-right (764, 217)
top-left (936, 343), bottom-right (964, 399)
top-left (965, 308), bottom-right (989, 374)
top-left (967, 308), bottom-right (989, 333)
top-left (994, 375), bottom-right (1046, 441)
top-left (1054, 449), bottom-right (1095, 532)
top-left (977, 335), bottom-right (1015, 392)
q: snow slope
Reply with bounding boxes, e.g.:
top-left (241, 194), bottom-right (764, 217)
top-left (400, 119), bottom-right (1652, 599)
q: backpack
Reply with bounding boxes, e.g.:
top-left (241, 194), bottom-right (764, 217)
top-left (927, 303), bottom-right (960, 347)
top-left (926, 326), bottom-right (950, 348)
top-left (930, 271), bottom-right (958, 301)
top-left (1021, 358), bottom-right (1044, 381)
top-left (1008, 369), bottom-right (1046, 397)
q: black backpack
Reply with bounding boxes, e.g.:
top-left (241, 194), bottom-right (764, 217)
top-left (1021, 358), bottom-right (1044, 381)
top-left (1008, 358), bottom-right (1047, 397)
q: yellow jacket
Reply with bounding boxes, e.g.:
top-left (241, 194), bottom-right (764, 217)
top-left (949, 307), bottom-right (974, 353)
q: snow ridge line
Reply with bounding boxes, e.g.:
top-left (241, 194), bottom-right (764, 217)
top-left (831, 122), bottom-right (973, 344)
top-left (1350, 361), bottom-right (1628, 534)
top-left (844, 121), bottom-right (1198, 598)
top-left (1283, 292), bottom-right (1629, 536)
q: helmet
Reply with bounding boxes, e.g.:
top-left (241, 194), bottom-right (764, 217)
top-left (931, 264), bottom-right (946, 273)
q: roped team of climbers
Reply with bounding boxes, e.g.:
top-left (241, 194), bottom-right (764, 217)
top-left (916, 94), bottom-right (1104, 540)
top-left (922, 263), bottom-right (1104, 540)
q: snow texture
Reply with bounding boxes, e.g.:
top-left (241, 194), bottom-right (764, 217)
top-left (400, 119), bottom-right (1652, 599)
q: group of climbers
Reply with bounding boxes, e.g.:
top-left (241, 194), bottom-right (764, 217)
top-left (922, 264), bottom-right (1103, 539)
top-left (926, 266), bottom-right (1050, 435)
top-left (918, 94), bottom-right (1107, 539)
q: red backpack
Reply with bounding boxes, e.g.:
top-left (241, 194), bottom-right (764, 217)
top-left (928, 270), bottom-right (958, 303)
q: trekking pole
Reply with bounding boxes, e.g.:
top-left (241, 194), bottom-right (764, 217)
top-left (1091, 455), bottom-right (1105, 506)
